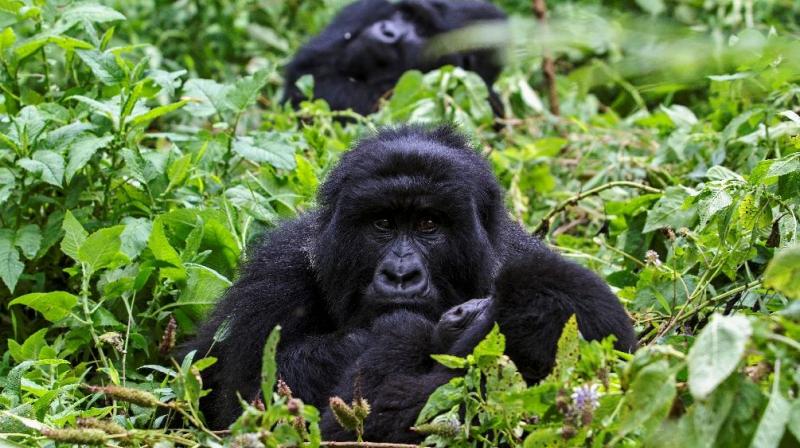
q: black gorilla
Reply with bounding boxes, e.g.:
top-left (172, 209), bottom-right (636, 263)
top-left (321, 299), bottom-right (492, 441)
top-left (283, 0), bottom-right (507, 115)
top-left (184, 125), bottom-right (636, 436)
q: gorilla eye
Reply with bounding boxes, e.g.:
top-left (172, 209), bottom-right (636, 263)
top-left (373, 218), bottom-right (393, 231)
top-left (416, 218), bottom-right (438, 234)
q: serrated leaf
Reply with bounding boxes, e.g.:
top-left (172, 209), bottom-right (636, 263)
top-left (416, 377), bottom-right (465, 425)
top-left (233, 134), bottom-right (296, 170)
top-left (546, 315), bottom-right (579, 382)
top-left (763, 245), bottom-right (800, 299)
top-left (76, 50), bottom-right (125, 85)
top-left (261, 325), bottom-right (281, 405)
top-left (0, 168), bottom-right (15, 205)
top-left (182, 78), bottom-right (228, 117)
top-left (61, 210), bottom-right (87, 262)
top-left (17, 150), bottom-right (64, 187)
top-left (15, 224), bottom-right (40, 259)
top-left (643, 186), bottom-right (698, 232)
top-left (698, 188), bottom-right (733, 228)
top-left (56, 3), bottom-right (125, 32)
top-left (0, 229), bottom-right (23, 293)
top-left (65, 135), bottom-right (113, 183)
top-left (78, 225), bottom-right (128, 274)
top-left (9, 291), bottom-right (78, 322)
top-left (473, 323), bottom-right (504, 367)
top-left (225, 69), bottom-right (269, 113)
top-left (148, 217), bottom-right (185, 281)
top-left (120, 218), bottom-right (152, 260)
top-left (687, 314), bottom-right (751, 400)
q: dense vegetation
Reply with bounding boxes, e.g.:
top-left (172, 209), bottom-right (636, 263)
top-left (0, 0), bottom-right (799, 446)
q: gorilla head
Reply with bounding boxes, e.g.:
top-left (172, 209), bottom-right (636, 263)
top-left (312, 126), bottom-right (505, 326)
top-left (283, 0), bottom-right (507, 115)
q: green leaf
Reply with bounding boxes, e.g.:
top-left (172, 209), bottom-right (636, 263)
top-left (76, 50), bottom-right (125, 85)
top-left (65, 135), bottom-right (113, 183)
top-left (225, 68), bottom-right (269, 113)
top-left (128, 99), bottom-right (188, 127)
top-left (643, 186), bottom-right (697, 232)
top-left (148, 217), bottom-right (185, 281)
top-left (177, 264), bottom-right (231, 317)
top-left (166, 153), bottom-right (193, 191)
top-left (9, 291), bottom-right (78, 322)
top-left (55, 3), bottom-right (125, 31)
top-left (182, 78), bottom-right (228, 117)
top-left (617, 360), bottom-right (676, 440)
top-left (261, 325), bottom-right (281, 405)
top-left (120, 218), bottom-right (152, 260)
top-left (750, 368), bottom-right (791, 448)
top-left (636, 0), bottom-right (665, 15)
top-left (473, 323), bottom-right (505, 367)
top-left (0, 168), bottom-right (15, 205)
top-left (687, 314), bottom-right (751, 400)
top-left (78, 225), bottom-right (128, 274)
top-left (233, 134), bottom-right (297, 170)
top-left (431, 354), bottom-right (468, 369)
top-left (61, 211), bottom-right (87, 262)
top-left (14, 224), bottom-right (41, 259)
top-left (788, 400), bottom-right (800, 442)
top-left (416, 377), bottom-right (465, 425)
top-left (763, 245), bottom-right (800, 299)
top-left (0, 229), bottom-right (24, 293)
top-left (17, 150), bottom-right (65, 187)
top-left (546, 315), bottom-right (580, 382)
top-left (698, 188), bottom-right (733, 228)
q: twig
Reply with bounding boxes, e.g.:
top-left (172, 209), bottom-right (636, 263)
top-left (320, 443), bottom-right (419, 448)
top-left (533, 0), bottom-right (559, 115)
top-left (532, 181), bottom-right (662, 236)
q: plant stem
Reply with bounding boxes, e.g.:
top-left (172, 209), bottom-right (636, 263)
top-left (533, 181), bottom-right (662, 235)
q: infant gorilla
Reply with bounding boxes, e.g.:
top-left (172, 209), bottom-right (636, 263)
top-left (322, 298), bottom-right (493, 442)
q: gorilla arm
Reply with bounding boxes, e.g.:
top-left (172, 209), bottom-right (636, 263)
top-left (182, 216), bottom-right (368, 429)
top-left (491, 236), bottom-right (637, 383)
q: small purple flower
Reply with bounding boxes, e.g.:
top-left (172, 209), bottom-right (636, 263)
top-left (571, 384), bottom-right (600, 411)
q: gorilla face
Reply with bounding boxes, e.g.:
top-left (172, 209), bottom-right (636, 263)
top-left (339, 11), bottom-right (424, 80)
top-left (313, 127), bottom-right (505, 327)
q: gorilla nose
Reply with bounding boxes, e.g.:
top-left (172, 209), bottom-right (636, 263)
top-left (375, 261), bottom-right (428, 296)
top-left (373, 20), bottom-right (402, 43)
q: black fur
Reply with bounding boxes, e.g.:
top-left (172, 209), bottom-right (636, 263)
top-left (283, 0), bottom-right (507, 115)
top-left (183, 125), bottom-right (636, 437)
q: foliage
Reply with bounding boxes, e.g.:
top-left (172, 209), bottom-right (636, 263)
top-left (0, 0), bottom-right (798, 446)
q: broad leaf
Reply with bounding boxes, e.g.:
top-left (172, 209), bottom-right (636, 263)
top-left (687, 314), bottom-right (751, 400)
top-left (763, 245), bottom-right (800, 299)
top-left (9, 291), bottom-right (78, 322)
top-left (0, 229), bottom-right (24, 293)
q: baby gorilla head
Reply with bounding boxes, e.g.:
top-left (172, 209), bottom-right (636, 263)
top-left (433, 298), bottom-right (492, 351)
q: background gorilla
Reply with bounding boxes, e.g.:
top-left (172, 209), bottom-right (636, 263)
top-left (282, 0), bottom-right (507, 115)
top-left (183, 126), bottom-right (636, 434)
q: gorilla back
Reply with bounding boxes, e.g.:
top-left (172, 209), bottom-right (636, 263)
top-left (183, 125), bottom-right (636, 432)
top-left (283, 0), bottom-right (507, 115)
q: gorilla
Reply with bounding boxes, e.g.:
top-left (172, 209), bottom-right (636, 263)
top-left (183, 125), bottom-right (636, 437)
top-left (321, 299), bottom-right (493, 442)
top-left (283, 0), bottom-right (507, 115)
